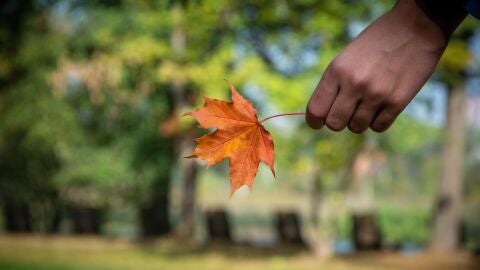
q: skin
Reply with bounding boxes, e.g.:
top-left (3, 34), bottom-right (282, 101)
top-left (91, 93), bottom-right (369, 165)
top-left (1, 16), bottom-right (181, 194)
top-left (306, 0), bottom-right (468, 133)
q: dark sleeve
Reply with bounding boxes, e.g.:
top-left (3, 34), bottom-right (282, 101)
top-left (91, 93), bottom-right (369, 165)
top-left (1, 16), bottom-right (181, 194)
top-left (465, 0), bottom-right (480, 19)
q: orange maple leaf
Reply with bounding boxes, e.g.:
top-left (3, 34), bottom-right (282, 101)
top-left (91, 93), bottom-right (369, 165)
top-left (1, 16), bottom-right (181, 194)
top-left (185, 81), bottom-right (275, 195)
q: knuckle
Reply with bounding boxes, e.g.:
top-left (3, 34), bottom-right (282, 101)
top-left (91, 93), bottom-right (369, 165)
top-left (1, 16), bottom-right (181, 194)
top-left (307, 121), bottom-right (323, 130)
top-left (384, 96), bottom-right (403, 110)
top-left (306, 107), bottom-right (325, 130)
top-left (329, 58), bottom-right (347, 76)
top-left (307, 106), bottom-right (325, 121)
top-left (371, 121), bottom-right (391, 132)
top-left (325, 117), bottom-right (346, 131)
top-left (371, 111), bottom-right (398, 132)
top-left (348, 124), bottom-right (366, 134)
top-left (386, 104), bottom-right (403, 118)
top-left (365, 87), bottom-right (385, 101)
top-left (348, 73), bottom-right (369, 89)
top-left (348, 120), bottom-right (368, 134)
top-left (384, 99), bottom-right (398, 109)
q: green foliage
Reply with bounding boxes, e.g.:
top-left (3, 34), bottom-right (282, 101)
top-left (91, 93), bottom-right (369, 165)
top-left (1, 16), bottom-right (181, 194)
top-left (378, 206), bottom-right (431, 245)
top-left (436, 16), bottom-right (477, 86)
top-left (334, 213), bottom-right (352, 239)
top-left (329, 205), bottom-right (432, 247)
top-left (381, 115), bottom-right (440, 155)
top-left (1, 0), bottom-right (479, 245)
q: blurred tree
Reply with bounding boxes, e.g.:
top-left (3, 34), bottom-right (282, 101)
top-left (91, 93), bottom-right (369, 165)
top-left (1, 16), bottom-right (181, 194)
top-left (430, 18), bottom-right (476, 251)
top-left (464, 128), bottom-right (480, 250)
top-left (167, 3), bottom-right (197, 238)
top-left (48, 0), bottom-right (177, 236)
top-left (0, 0), bottom-right (38, 233)
top-left (0, 0), bottom-right (82, 233)
top-left (2, 0), bottom-right (478, 248)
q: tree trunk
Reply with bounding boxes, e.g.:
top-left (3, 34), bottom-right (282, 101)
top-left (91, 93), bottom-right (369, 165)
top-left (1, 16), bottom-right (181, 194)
top-left (275, 211), bottom-right (305, 246)
top-left (48, 203), bottom-right (63, 234)
top-left (140, 177), bottom-right (171, 237)
top-left (205, 209), bottom-right (232, 242)
top-left (431, 84), bottom-right (466, 251)
top-left (178, 149), bottom-right (198, 237)
top-left (310, 168), bottom-right (322, 228)
top-left (352, 213), bottom-right (382, 251)
top-left (2, 200), bottom-right (32, 233)
top-left (348, 138), bottom-right (376, 212)
top-left (169, 3), bottom-right (200, 238)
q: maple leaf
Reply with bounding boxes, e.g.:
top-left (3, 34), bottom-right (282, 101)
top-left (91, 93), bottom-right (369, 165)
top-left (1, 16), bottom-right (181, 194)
top-left (185, 81), bottom-right (275, 195)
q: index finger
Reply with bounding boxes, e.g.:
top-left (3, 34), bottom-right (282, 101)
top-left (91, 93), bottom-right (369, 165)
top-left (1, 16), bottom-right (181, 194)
top-left (306, 66), bottom-right (340, 129)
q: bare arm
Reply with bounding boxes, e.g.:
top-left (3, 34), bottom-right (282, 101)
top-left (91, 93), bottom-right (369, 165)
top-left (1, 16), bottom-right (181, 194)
top-left (306, 0), bottom-right (467, 133)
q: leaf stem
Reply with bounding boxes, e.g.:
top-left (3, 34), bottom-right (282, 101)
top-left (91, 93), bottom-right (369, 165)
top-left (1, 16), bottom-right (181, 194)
top-left (259, 112), bottom-right (305, 123)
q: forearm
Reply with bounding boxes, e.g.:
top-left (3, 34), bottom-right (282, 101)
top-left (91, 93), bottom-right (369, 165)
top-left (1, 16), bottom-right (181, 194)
top-left (395, 0), bottom-right (467, 43)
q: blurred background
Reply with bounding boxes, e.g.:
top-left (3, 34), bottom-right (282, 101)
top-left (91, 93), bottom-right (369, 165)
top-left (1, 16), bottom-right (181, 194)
top-left (1, 0), bottom-right (480, 269)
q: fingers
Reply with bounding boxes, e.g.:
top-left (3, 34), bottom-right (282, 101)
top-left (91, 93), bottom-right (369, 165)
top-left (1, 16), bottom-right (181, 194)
top-left (324, 90), bottom-right (359, 131)
top-left (348, 100), bottom-right (381, 134)
top-left (306, 66), bottom-right (339, 129)
top-left (307, 59), bottom-right (404, 133)
top-left (370, 106), bottom-right (402, 132)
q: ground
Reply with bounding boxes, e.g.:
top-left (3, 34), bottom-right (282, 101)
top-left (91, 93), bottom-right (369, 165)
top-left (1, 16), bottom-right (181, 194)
top-left (0, 235), bottom-right (478, 270)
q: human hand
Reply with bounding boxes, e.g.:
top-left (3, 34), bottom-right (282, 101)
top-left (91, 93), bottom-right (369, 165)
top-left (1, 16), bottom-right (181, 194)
top-left (306, 0), bottom-right (466, 133)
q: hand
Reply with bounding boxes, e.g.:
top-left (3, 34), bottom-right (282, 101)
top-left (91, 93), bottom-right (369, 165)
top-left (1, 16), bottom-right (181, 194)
top-left (306, 0), bottom-right (466, 133)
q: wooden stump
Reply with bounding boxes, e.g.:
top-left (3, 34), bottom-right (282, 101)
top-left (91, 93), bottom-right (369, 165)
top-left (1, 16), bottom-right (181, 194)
top-left (2, 201), bottom-right (32, 232)
top-left (205, 209), bottom-right (231, 242)
top-left (139, 196), bottom-right (171, 237)
top-left (275, 211), bottom-right (305, 245)
top-left (352, 213), bottom-right (381, 251)
top-left (71, 207), bottom-right (102, 234)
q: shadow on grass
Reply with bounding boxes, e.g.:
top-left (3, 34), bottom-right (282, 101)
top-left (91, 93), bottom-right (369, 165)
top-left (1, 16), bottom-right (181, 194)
top-left (0, 261), bottom-right (79, 270)
top-left (1, 235), bottom-right (479, 270)
top-left (135, 236), bottom-right (480, 270)
top-left (136, 237), bottom-right (308, 260)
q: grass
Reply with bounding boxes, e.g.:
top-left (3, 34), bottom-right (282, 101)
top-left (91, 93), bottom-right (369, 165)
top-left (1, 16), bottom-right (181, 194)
top-left (0, 235), bottom-right (478, 270)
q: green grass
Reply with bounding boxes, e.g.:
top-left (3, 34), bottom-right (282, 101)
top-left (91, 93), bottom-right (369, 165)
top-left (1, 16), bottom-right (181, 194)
top-left (0, 235), bottom-right (477, 270)
top-left (0, 261), bottom-right (80, 270)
